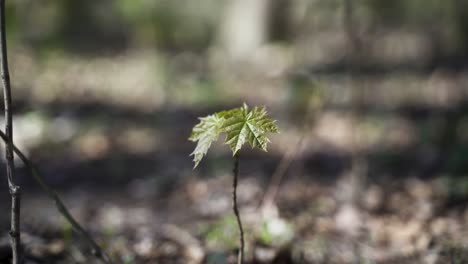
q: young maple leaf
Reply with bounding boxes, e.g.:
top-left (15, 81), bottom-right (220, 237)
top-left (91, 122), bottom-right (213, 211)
top-left (221, 104), bottom-right (278, 155)
top-left (189, 104), bottom-right (279, 167)
top-left (189, 114), bottom-right (224, 168)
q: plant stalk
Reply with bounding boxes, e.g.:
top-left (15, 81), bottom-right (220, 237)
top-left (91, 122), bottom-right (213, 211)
top-left (0, 1), bottom-right (21, 263)
top-left (232, 153), bottom-right (244, 264)
top-left (0, 130), bottom-right (113, 264)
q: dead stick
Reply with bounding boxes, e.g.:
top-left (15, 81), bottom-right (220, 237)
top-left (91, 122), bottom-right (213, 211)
top-left (0, 1), bottom-right (21, 263)
top-left (0, 130), bottom-right (113, 264)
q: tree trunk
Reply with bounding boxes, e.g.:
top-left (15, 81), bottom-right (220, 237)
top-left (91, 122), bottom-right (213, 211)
top-left (220, 0), bottom-right (271, 61)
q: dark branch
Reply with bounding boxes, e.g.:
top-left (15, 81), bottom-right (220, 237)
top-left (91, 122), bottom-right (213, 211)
top-left (0, 130), bottom-right (113, 264)
top-left (0, 1), bottom-right (21, 263)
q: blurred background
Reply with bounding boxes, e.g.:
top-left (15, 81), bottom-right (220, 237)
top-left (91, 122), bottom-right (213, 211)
top-left (0, 0), bottom-right (468, 263)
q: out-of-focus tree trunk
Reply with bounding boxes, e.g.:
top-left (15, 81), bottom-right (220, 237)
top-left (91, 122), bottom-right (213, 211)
top-left (219, 0), bottom-right (271, 61)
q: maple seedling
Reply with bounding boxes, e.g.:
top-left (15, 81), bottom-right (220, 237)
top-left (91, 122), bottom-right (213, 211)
top-left (189, 103), bottom-right (279, 264)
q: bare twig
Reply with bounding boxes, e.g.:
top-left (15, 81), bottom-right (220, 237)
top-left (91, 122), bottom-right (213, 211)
top-left (0, 1), bottom-right (21, 263)
top-left (260, 86), bottom-right (322, 211)
top-left (0, 3), bottom-right (110, 263)
top-left (0, 131), bottom-right (113, 264)
top-left (260, 136), bottom-right (304, 211)
top-left (342, 0), bottom-right (366, 261)
top-left (343, 0), bottom-right (366, 208)
top-left (232, 153), bottom-right (244, 264)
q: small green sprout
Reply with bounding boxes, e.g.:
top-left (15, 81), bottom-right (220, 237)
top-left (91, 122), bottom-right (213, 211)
top-left (189, 103), bottom-right (279, 167)
top-left (189, 103), bottom-right (279, 264)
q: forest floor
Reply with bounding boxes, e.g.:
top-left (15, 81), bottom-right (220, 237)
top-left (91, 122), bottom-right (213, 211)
top-left (2, 172), bottom-right (468, 263)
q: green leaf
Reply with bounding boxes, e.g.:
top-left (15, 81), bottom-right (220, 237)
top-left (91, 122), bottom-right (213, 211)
top-left (222, 104), bottom-right (278, 155)
top-left (189, 104), bottom-right (279, 167)
top-left (189, 114), bottom-right (224, 168)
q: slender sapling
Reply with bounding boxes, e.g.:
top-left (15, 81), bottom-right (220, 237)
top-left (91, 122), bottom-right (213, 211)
top-left (189, 103), bottom-right (279, 264)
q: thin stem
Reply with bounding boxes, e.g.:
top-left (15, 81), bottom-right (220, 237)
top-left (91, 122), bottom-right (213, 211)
top-left (343, 0), bottom-right (365, 261)
top-left (232, 153), bottom-right (244, 264)
top-left (260, 138), bottom-right (300, 209)
top-left (0, 1), bottom-right (21, 263)
top-left (0, 130), bottom-right (113, 264)
top-left (261, 89), bottom-right (320, 210)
